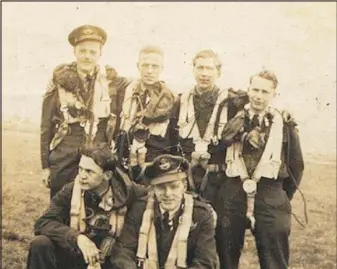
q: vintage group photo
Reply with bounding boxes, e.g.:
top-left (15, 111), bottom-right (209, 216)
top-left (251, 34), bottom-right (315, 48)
top-left (2, 2), bottom-right (336, 269)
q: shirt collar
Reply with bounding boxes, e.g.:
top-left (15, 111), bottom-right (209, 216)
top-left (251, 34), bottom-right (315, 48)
top-left (155, 196), bottom-right (184, 221)
top-left (244, 103), bottom-right (268, 124)
top-left (98, 187), bottom-right (114, 211)
top-left (194, 85), bottom-right (217, 97)
top-left (77, 65), bottom-right (99, 81)
top-left (159, 204), bottom-right (181, 221)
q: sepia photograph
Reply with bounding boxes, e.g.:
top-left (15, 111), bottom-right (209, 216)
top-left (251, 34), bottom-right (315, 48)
top-left (2, 2), bottom-right (336, 269)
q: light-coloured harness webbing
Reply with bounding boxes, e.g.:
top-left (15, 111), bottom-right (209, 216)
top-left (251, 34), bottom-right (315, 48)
top-left (225, 107), bottom-right (283, 231)
top-left (136, 193), bottom-right (194, 269)
top-left (178, 88), bottom-right (228, 152)
top-left (136, 193), bottom-right (156, 265)
top-left (70, 176), bottom-right (127, 236)
top-left (121, 81), bottom-right (169, 167)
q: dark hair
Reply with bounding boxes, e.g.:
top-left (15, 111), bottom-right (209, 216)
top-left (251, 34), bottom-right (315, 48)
top-left (250, 69), bottom-right (278, 89)
top-left (80, 143), bottom-right (116, 172)
top-left (192, 49), bottom-right (222, 72)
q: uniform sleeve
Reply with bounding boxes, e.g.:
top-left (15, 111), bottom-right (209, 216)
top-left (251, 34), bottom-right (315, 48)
top-left (189, 208), bottom-right (220, 269)
top-left (40, 79), bottom-right (60, 169)
top-left (108, 76), bottom-right (131, 139)
top-left (34, 183), bottom-right (81, 251)
top-left (282, 124), bottom-right (305, 200)
top-left (110, 202), bottom-right (142, 269)
top-left (130, 182), bottom-right (149, 200)
top-left (168, 96), bottom-right (181, 155)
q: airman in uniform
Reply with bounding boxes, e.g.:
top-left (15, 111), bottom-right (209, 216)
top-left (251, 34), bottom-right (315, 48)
top-left (216, 70), bottom-right (304, 269)
top-left (111, 154), bottom-right (220, 269)
top-left (40, 25), bottom-right (122, 198)
top-left (113, 46), bottom-right (176, 182)
top-left (28, 143), bottom-right (148, 269)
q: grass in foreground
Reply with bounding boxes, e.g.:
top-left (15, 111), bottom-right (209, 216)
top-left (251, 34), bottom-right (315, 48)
top-left (2, 126), bottom-right (336, 269)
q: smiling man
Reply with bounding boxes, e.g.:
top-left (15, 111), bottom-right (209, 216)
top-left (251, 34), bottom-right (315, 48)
top-left (111, 154), bottom-right (219, 269)
top-left (27, 143), bottom-right (148, 269)
top-left (115, 45), bottom-right (175, 182)
top-left (40, 25), bottom-right (120, 198)
top-left (217, 70), bottom-right (304, 269)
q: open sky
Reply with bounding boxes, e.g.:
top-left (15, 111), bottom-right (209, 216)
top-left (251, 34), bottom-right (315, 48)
top-left (2, 2), bottom-right (336, 155)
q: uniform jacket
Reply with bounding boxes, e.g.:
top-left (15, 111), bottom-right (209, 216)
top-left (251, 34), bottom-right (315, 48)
top-left (111, 195), bottom-right (220, 269)
top-left (40, 67), bottom-right (130, 170)
top-left (170, 87), bottom-right (248, 164)
top-left (221, 109), bottom-right (304, 200)
top-left (34, 172), bottom-right (148, 253)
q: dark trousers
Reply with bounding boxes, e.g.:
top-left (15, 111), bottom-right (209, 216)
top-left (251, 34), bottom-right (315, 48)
top-left (27, 235), bottom-right (112, 269)
top-left (215, 178), bottom-right (291, 269)
top-left (48, 126), bottom-right (84, 199)
top-left (48, 122), bottom-right (109, 198)
top-left (192, 167), bottom-right (226, 208)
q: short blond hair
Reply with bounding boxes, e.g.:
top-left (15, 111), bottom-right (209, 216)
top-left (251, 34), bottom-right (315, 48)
top-left (192, 49), bottom-right (222, 72)
top-left (250, 70), bottom-right (278, 89)
top-left (139, 45), bottom-right (164, 58)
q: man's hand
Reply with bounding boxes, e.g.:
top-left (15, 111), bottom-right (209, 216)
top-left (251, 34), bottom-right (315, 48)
top-left (42, 168), bottom-right (51, 188)
top-left (77, 234), bottom-right (100, 266)
top-left (281, 109), bottom-right (297, 126)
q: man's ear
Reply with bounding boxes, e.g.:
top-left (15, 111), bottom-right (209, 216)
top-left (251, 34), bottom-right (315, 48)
top-left (183, 179), bottom-right (188, 191)
top-left (103, 171), bottom-right (113, 181)
top-left (136, 62), bottom-right (140, 71)
top-left (272, 88), bottom-right (277, 97)
top-left (217, 69), bottom-right (221, 78)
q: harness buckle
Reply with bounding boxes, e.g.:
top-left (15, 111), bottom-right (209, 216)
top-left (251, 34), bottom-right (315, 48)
top-left (242, 179), bottom-right (257, 196)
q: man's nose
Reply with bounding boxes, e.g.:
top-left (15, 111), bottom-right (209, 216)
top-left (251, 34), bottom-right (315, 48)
top-left (78, 170), bottom-right (87, 179)
top-left (255, 90), bottom-right (262, 99)
top-left (164, 187), bottom-right (173, 196)
top-left (147, 66), bottom-right (153, 74)
top-left (200, 67), bottom-right (209, 76)
top-left (83, 52), bottom-right (91, 59)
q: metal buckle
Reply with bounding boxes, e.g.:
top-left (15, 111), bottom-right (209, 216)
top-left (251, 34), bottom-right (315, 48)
top-left (242, 179), bottom-right (257, 195)
top-left (137, 258), bottom-right (144, 269)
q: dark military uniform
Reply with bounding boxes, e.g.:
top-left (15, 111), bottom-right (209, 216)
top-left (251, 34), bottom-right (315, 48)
top-left (170, 86), bottom-right (248, 206)
top-left (26, 169), bottom-right (148, 269)
top-left (111, 154), bottom-right (219, 269)
top-left (113, 81), bottom-right (176, 182)
top-left (41, 77), bottom-right (113, 198)
top-left (40, 25), bottom-right (129, 198)
top-left (111, 196), bottom-right (219, 269)
top-left (215, 109), bottom-right (304, 269)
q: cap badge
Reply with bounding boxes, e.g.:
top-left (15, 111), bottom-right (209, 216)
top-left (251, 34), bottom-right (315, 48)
top-left (83, 29), bottom-right (93, 35)
top-left (159, 158), bottom-right (171, 171)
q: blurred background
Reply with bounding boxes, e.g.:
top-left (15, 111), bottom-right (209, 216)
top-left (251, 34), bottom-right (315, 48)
top-left (2, 2), bottom-right (336, 156)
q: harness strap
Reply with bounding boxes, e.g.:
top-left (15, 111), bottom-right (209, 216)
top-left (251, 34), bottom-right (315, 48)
top-left (136, 194), bottom-right (194, 269)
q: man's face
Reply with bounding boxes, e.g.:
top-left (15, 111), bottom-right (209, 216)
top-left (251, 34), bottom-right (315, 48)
top-left (78, 155), bottom-right (104, 190)
top-left (153, 179), bottom-right (186, 212)
top-left (74, 40), bottom-right (102, 74)
top-left (248, 76), bottom-right (276, 113)
top-left (137, 52), bottom-right (163, 85)
top-left (193, 57), bottom-right (219, 91)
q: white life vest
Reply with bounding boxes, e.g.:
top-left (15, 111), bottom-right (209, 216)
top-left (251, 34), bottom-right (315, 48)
top-left (120, 80), bottom-right (169, 137)
top-left (70, 176), bottom-right (126, 237)
top-left (225, 105), bottom-right (284, 181)
top-left (178, 88), bottom-right (228, 153)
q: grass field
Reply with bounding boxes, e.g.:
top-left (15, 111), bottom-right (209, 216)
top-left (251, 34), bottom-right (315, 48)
top-left (2, 122), bottom-right (336, 269)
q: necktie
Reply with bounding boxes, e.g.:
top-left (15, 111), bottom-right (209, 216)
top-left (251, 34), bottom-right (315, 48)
top-left (251, 114), bottom-right (260, 129)
top-left (163, 211), bottom-right (171, 231)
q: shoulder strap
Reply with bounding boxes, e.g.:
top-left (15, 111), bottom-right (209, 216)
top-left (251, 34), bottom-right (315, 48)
top-left (136, 193), bottom-right (156, 262)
